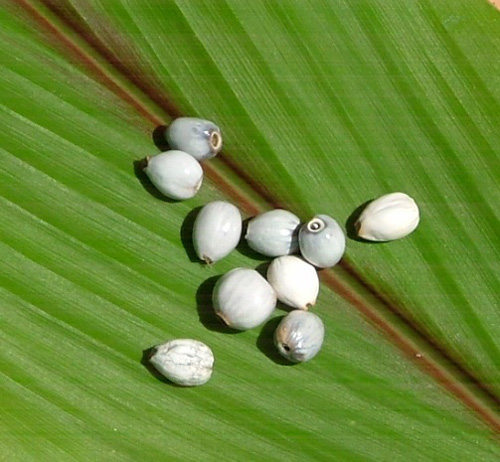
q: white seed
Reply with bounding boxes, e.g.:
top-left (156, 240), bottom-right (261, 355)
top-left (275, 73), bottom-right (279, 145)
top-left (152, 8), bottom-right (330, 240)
top-left (166, 117), bottom-right (222, 161)
top-left (299, 214), bottom-right (345, 268)
top-left (149, 339), bottom-right (214, 386)
top-left (193, 201), bottom-right (242, 264)
top-left (274, 310), bottom-right (325, 363)
top-left (245, 209), bottom-right (300, 257)
top-left (144, 150), bottom-right (203, 200)
top-left (355, 192), bottom-right (420, 241)
top-left (213, 268), bottom-right (277, 330)
top-left (266, 255), bottom-right (319, 310)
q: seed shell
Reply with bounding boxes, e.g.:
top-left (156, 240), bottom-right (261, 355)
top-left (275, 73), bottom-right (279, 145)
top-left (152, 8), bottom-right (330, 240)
top-left (149, 339), bottom-right (214, 386)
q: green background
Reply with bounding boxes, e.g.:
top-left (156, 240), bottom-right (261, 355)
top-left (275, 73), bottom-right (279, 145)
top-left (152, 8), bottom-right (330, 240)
top-left (1, 1), bottom-right (500, 460)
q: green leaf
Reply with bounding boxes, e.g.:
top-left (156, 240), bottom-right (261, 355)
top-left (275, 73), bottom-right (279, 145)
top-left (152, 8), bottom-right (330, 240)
top-left (1, 0), bottom-right (500, 460)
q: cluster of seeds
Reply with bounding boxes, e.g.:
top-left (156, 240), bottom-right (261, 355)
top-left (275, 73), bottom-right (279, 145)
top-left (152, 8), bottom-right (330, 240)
top-left (145, 117), bottom-right (420, 386)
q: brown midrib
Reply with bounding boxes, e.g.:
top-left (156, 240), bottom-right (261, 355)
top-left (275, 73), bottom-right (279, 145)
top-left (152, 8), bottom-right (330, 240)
top-left (17, 0), bottom-right (500, 435)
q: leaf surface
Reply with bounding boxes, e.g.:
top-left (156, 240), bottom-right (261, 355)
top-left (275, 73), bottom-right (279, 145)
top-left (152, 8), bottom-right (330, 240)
top-left (1, 1), bottom-right (500, 460)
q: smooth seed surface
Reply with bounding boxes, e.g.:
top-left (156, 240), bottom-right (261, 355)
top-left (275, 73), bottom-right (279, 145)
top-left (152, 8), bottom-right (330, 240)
top-left (213, 268), bottom-right (277, 330)
top-left (299, 214), bottom-right (345, 268)
top-left (144, 150), bottom-right (203, 200)
top-left (355, 192), bottom-right (420, 241)
top-left (193, 201), bottom-right (242, 263)
top-left (267, 255), bottom-right (319, 310)
top-left (245, 209), bottom-right (300, 257)
top-left (166, 117), bottom-right (222, 161)
top-left (274, 310), bottom-right (325, 363)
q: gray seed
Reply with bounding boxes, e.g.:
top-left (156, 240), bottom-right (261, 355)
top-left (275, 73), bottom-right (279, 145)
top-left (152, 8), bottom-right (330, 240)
top-left (166, 117), bottom-right (222, 161)
top-left (299, 214), bottom-right (345, 268)
top-left (149, 339), bottom-right (214, 386)
top-left (274, 310), bottom-right (325, 363)
top-left (245, 209), bottom-right (300, 257)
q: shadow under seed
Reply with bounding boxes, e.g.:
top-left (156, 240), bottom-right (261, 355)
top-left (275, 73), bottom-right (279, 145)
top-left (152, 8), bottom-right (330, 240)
top-left (152, 124), bottom-right (169, 152)
top-left (181, 206), bottom-right (203, 263)
top-left (256, 316), bottom-right (295, 366)
top-left (196, 275), bottom-right (242, 334)
top-left (345, 199), bottom-right (378, 242)
top-left (234, 218), bottom-right (273, 262)
top-left (133, 158), bottom-right (177, 204)
top-left (254, 260), bottom-right (272, 279)
top-left (140, 346), bottom-right (185, 387)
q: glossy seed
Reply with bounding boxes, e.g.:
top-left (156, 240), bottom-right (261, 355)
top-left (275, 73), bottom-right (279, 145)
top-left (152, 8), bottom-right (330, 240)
top-left (166, 117), bottom-right (222, 161)
top-left (144, 150), bottom-right (203, 200)
top-left (193, 201), bottom-right (242, 264)
top-left (267, 255), bottom-right (319, 310)
top-left (355, 192), bottom-right (420, 241)
top-left (274, 310), bottom-right (325, 363)
top-left (245, 209), bottom-right (300, 257)
top-left (299, 214), bottom-right (345, 268)
top-left (149, 339), bottom-right (214, 386)
top-left (213, 268), bottom-right (277, 330)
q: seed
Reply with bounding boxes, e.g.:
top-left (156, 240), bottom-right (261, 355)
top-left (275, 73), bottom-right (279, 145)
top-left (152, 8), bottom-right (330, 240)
top-left (299, 214), bottom-right (345, 268)
top-left (355, 192), bottom-right (420, 241)
top-left (143, 150), bottom-right (203, 200)
top-left (193, 201), bottom-right (242, 264)
top-left (166, 117), bottom-right (222, 161)
top-left (213, 268), bottom-right (277, 330)
top-left (274, 310), bottom-right (325, 363)
top-left (266, 255), bottom-right (319, 310)
top-left (245, 209), bottom-right (300, 257)
top-left (149, 339), bottom-right (214, 386)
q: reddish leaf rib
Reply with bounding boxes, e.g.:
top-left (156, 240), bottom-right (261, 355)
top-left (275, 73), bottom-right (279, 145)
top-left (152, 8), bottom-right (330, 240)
top-left (17, 0), bottom-right (264, 217)
top-left (323, 266), bottom-right (500, 435)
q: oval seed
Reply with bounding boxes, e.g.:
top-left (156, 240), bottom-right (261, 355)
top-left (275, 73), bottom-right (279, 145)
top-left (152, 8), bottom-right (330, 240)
top-left (213, 268), bottom-right (277, 330)
top-left (245, 209), bottom-right (300, 257)
top-left (166, 117), bottom-right (222, 161)
top-left (193, 201), bottom-right (242, 264)
top-left (144, 150), bottom-right (203, 200)
top-left (267, 255), bottom-right (319, 310)
top-left (299, 214), bottom-right (345, 268)
top-left (274, 310), bottom-right (325, 363)
top-left (149, 339), bottom-right (214, 386)
top-left (355, 192), bottom-right (420, 241)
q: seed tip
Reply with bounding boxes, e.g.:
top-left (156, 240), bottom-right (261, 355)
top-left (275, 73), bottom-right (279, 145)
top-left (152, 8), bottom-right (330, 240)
top-left (202, 255), bottom-right (214, 266)
top-left (140, 156), bottom-right (151, 170)
top-left (354, 220), bottom-right (362, 234)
